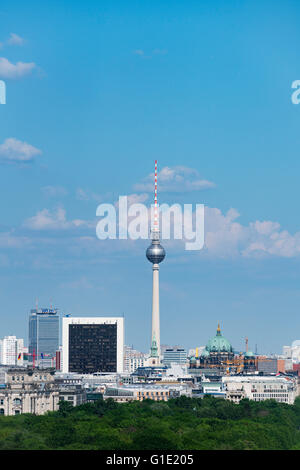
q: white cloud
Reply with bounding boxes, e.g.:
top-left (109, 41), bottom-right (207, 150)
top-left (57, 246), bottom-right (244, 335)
top-left (60, 277), bottom-right (94, 290)
top-left (76, 188), bottom-right (105, 202)
top-left (127, 193), bottom-right (149, 205)
top-left (133, 49), bottom-right (144, 56)
top-left (7, 33), bottom-right (25, 46)
top-left (42, 186), bottom-right (68, 198)
top-left (0, 138), bottom-right (42, 163)
top-left (114, 193), bottom-right (149, 208)
top-left (134, 166), bottom-right (215, 193)
top-left (59, 276), bottom-right (105, 291)
top-left (0, 57), bottom-right (36, 79)
top-left (202, 207), bottom-right (300, 258)
top-left (23, 207), bottom-right (95, 231)
top-left (133, 49), bottom-right (168, 57)
top-left (0, 231), bottom-right (31, 249)
top-left (76, 188), bottom-right (90, 201)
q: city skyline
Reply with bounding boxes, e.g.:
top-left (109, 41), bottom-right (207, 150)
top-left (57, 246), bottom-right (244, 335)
top-left (1, 1), bottom-right (300, 354)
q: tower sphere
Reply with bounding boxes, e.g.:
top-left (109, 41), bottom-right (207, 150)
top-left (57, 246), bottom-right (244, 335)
top-left (146, 240), bottom-right (166, 264)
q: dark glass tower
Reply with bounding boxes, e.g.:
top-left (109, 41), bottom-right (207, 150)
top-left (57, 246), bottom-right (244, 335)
top-left (68, 323), bottom-right (117, 374)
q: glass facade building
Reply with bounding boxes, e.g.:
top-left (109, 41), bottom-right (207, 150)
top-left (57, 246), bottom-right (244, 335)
top-left (68, 323), bottom-right (117, 374)
top-left (28, 309), bottom-right (59, 365)
top-left (62, 317), bottom-right (124, 374)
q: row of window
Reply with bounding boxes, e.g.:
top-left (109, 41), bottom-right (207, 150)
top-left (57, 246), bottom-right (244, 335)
top-left (0, 398), bottom-right (21, 405)
top-left (11, 375), bottom-right (48, 381)
top-left (251, 385), bottom-right (285, 390)
top-left (252, 393), bottom-right (289, 398)
top-left (0, 409), bottom-right (20, 415)
top-left (253, 398), bottom-right (288, 402)
top-left (137, 397), bottom-right (168, 401)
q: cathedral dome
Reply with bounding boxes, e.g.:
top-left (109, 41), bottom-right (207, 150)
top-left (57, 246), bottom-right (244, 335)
top-left (201, 348), bottom-right (210, 358)
top-left (205, 324), bottom-right (233, 353)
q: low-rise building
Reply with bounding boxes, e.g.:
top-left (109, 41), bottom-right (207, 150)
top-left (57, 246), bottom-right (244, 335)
top-left (103, 383), bottom-right (191, 402)
top-left (104, 387), bottom-right (136, 403)
top-left (55, 376), bottom-right (86, 406)
top-left (222, 375), bottom-right (297, 404)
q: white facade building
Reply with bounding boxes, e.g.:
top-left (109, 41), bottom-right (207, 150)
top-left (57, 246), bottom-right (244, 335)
top-left (62, 316), bottom-right (124, 374)
top-left (0, 336), bottom-right (24, 366)
top-left (283, 341), bottom-right (300, 363)
top-left (0, 368), bottom-right (59, 416)
top-left (222, 375), bottom-right (297, 404)
top-left (124, 346), bottom-right (147, 373)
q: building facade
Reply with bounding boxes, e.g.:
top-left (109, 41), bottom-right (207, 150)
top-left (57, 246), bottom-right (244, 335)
top-left (256, 357), bottom-right (278, 374)
top-left (124, 345), bottom-right (147, 373)
top-left (103, 384), bottom-right (189, 402)
top-left (223, 375), bottom-right (297, 404)
top-left (28, 308), bottom-right (59, 367)
top-left (62, 316), bottom-right (124, 374)
top-left (163, 347), bottom-right (187, 367)
top-left (55, 376), bottom-right (86, 406)
top-left (0, 368), bottom-right (59, 416)
top-left (0, 336), bottom-right (24, 366)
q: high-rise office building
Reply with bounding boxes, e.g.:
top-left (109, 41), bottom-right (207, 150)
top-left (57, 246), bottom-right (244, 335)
top-left (28, 308), bottom-right (59, 366)
top-left (62, 316), bottom-right (124, 374)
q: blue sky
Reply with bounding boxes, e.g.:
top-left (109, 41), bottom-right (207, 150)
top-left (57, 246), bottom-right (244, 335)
top-left (1, 0), bottom-right (300, 354)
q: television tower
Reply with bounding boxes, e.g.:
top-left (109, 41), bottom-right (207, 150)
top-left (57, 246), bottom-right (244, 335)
top-left (146, 160), bottom-right (166, 365)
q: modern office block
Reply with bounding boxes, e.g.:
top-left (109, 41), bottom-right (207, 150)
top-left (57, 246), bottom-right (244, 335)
top-left (163, 347), bottom-right (187, 367)
top-left (62, 317), bottom-right (124, 374)
top-left (28, 308), bottom-right (59, 366)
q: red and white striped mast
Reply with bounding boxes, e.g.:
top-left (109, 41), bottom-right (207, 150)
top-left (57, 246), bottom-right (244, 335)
top-left (153, 160), bottom-right (159, 233)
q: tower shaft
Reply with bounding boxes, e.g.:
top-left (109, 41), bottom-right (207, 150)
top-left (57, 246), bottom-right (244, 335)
top-left (151, 263), bottom-right (160, 358)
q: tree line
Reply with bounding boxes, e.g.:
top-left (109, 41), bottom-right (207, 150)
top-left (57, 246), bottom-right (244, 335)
top-left (1, 395), bottom-right (300, 450)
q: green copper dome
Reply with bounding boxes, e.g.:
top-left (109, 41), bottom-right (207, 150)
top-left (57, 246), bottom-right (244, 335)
top-left (201, 348), bottom-right (210, 358)
top-left (244, 350), bottom-right (254, 358)
top-left (205, 324), bottom-right (233, 353)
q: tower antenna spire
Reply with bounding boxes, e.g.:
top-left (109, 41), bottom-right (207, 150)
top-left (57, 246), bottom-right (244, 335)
top-left (153, 160), bottom-right (158, 232)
